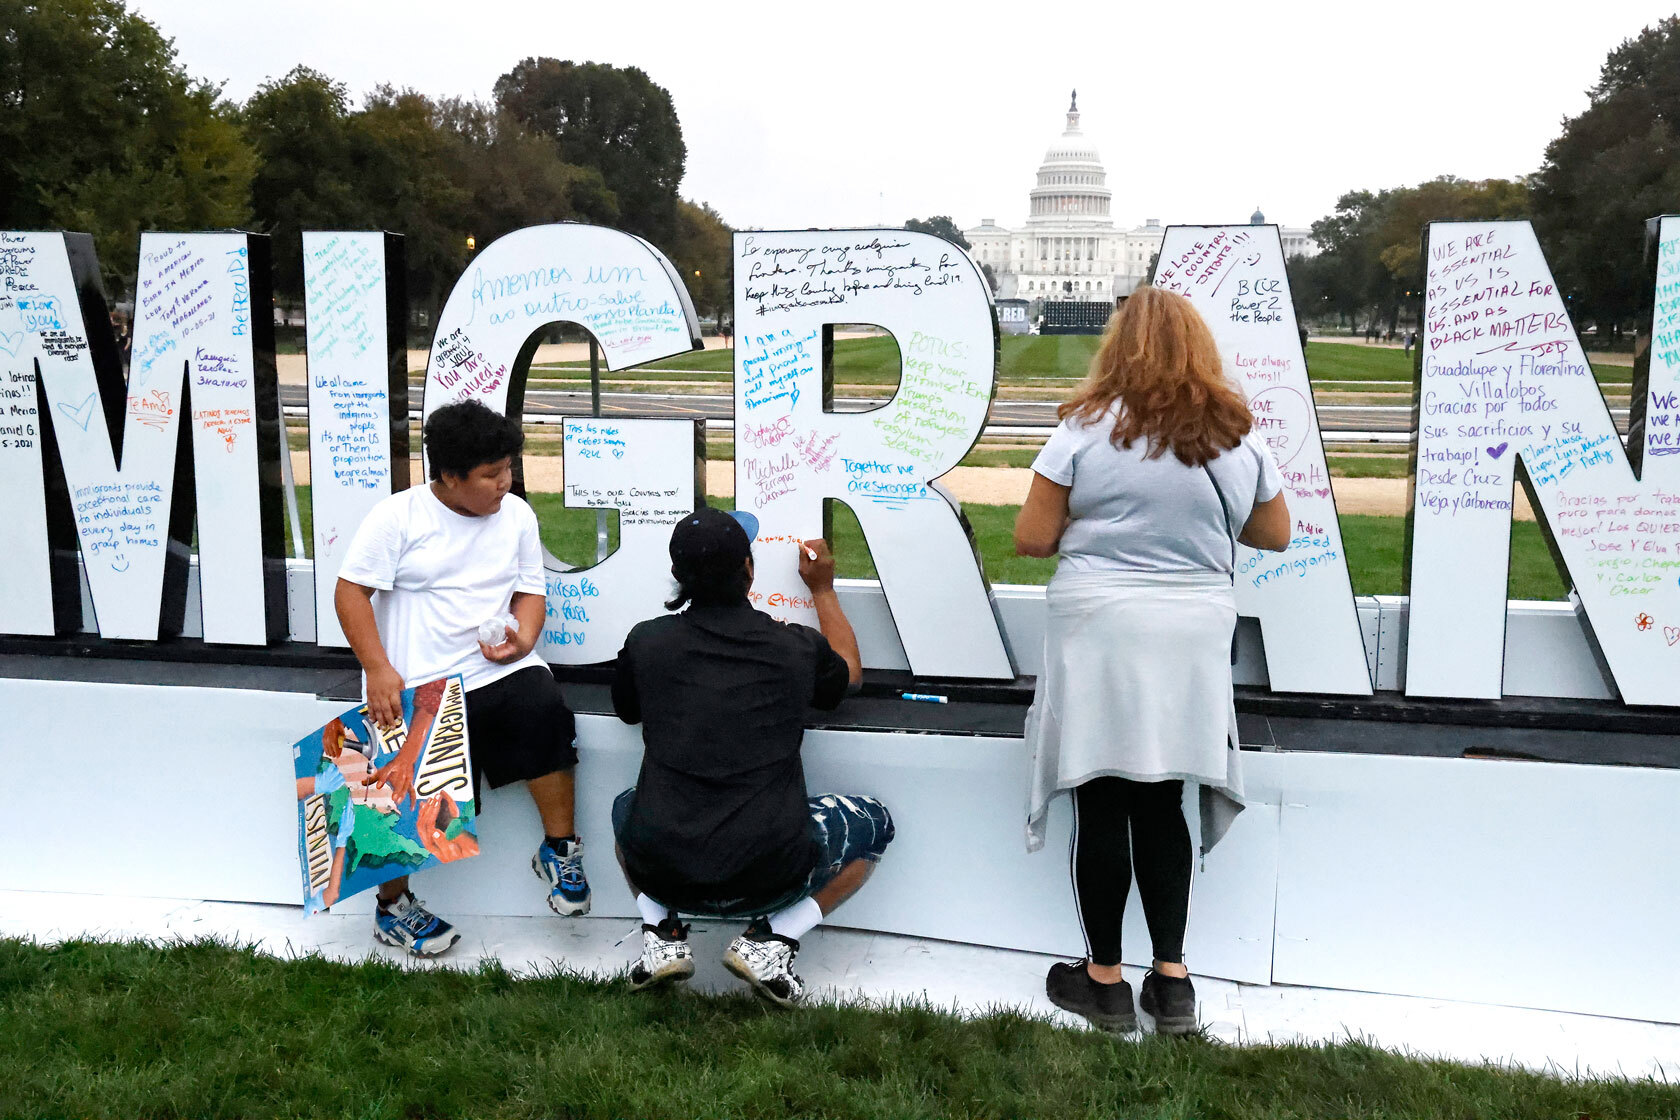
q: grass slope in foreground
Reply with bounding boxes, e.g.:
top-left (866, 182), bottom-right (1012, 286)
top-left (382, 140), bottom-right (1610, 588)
top-left (2, 939), bottom-right (1670, 1120)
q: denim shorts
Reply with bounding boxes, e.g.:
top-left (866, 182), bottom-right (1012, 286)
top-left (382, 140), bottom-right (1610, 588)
top-left (612, 787), bottom-right (894, 917)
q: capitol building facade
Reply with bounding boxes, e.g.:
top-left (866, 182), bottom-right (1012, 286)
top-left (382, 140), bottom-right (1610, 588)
top-left (965, 95), bottom-right (1317, 304)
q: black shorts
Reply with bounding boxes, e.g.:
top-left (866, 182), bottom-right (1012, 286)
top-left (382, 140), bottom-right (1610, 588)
top-left (466, 665), bottom-right (577, 790)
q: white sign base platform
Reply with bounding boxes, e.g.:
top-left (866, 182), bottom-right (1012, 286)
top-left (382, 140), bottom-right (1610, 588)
top-left (3, 674), bottom-right (1676, 1020)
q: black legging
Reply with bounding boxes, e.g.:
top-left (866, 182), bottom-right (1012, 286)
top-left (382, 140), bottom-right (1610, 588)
top-left (1070, 776), bottom-right (1193, 966)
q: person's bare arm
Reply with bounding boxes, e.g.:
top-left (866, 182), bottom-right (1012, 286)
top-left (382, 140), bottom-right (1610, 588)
top-left (799, 539), bottom-right (862, 687)
top-left (335, 578), bottom-right (404, 728)
top-left (1238, 493), bottom-right (1291, 552)
top-left (1014, 473), bottom-right (1071, 558)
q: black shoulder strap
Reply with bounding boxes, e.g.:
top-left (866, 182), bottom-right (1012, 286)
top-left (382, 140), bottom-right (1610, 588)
top-left (1203, 461), bottom-right (1241, 665)
top-left (1201, 462), bottom-right (1237, 573)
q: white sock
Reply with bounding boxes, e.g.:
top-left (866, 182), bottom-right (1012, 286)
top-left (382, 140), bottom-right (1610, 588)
top-left (636, 893), bottom-right (671, 927)
top-left (767, 896), bottom-right (824, 941)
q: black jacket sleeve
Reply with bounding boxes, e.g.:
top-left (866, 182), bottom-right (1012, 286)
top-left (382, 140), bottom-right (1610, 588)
top-left (806, 628), bottom-right (852, 711)
top-left (611, 638), bottom-right (641, 725)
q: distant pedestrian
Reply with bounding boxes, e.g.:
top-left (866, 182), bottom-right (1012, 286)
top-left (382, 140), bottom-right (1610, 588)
top-left (109, 311), bottom-right (131, 354)
top-left (721, 317), bottom-right (733, 347)
top-left (1404, 331), bottom-right (1415, 357)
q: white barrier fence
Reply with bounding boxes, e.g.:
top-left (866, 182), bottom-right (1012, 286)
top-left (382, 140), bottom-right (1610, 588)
top-left (70, 556), bottom-right (1622, 703)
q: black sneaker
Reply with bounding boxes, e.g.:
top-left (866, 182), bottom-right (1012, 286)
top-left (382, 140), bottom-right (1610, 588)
top-left (1138, 969), bottom-right (1198, 1035)
top-left (1045, 960), bottom-right (1137, 1033)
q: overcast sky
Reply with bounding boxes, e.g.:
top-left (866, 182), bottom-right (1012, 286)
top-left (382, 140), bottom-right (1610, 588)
top-left (132, 0), bottom-right (1666, 235)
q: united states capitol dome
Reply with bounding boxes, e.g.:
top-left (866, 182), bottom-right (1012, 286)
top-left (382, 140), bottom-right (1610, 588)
top-left (1027, 90), bottom-right (1113, 223)
top-left (963, 93), bottom-right (1170, 303)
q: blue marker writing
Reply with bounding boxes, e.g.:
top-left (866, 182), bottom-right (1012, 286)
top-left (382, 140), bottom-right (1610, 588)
top-left (901, 692), bottom-right (948, 704)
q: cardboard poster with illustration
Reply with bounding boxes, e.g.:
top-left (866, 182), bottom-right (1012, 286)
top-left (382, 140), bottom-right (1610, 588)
top-left (293, 675), bottom-right (477, 914)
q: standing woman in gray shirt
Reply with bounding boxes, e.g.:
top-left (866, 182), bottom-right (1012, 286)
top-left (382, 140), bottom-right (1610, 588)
top-left (1014, 286), bottom-right (1290, 1035)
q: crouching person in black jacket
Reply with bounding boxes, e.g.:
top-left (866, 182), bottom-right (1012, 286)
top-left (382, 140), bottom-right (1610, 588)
top-left (610, 508), bottom-right (894, 1005)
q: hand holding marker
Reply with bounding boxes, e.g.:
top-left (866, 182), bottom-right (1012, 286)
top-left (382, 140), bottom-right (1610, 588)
top-left (789, 534), bottom-right (939, 701)
top-left (797, 536), bottom-right (832, 581)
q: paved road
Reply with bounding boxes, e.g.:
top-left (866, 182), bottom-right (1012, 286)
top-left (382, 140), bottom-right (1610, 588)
top-left (278, 385), bottom-right (1632, 436)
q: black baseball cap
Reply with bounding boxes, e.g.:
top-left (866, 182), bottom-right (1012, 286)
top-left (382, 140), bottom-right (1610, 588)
top-left (669, 507), bottom-right (759, 568)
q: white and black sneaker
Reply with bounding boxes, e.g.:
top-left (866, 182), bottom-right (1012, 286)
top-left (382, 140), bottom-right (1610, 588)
top-left (722, 919), bottom-right (805, 1007)
top-left (629, 917), bottom-right (695, 991)
top-left (532, 837), bottom-right (592, 916)
top-left (373, 890), bottom-right (460, 957)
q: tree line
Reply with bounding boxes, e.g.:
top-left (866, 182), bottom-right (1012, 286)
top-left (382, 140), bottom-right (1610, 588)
top-left (5, 3), bottom-right (1673, 345)
top-left (1288, 17), bottom-right (1680, 343)
top-left (0, 0), bottom-right (732, 327)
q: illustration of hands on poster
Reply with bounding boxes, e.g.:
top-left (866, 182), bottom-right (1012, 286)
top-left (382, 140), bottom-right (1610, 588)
top-left (293, 675), bottom-right (477, 914)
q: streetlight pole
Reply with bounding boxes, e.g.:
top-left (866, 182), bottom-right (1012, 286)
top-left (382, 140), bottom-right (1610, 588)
top-left (591, 336), bottom-right (607, 563)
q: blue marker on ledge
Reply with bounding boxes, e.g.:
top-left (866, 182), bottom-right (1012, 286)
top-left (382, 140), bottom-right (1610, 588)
top-left (901, 692), bottom-right (948, 704)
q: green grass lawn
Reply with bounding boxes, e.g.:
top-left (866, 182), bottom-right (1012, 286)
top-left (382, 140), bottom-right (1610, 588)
top-left (1337, 514), bottom-right (1567, 600)
top-left (1303, 342), bottom-right (1414, 382)
top-left (542, 334), bottom-right (1085, 386)
top-left (957, 446), bottom-right (1043, 469)
top-left (1304, 342), bottom-right (1630, 385)
top-left (4, 940), bottom-right (1668, 1120)
top-left (997, 334), bottom-right (1101, 383)
top-left (535, 337), bottom-right (1630, 388)
top-left (291, 487), bottom-right (1568, 599)
top-left (290, 485), bottom-right (621, 571)
top-left (540, 336), bottom-right (918, 385)
top-left (1326, 454), bottom-right (1411, 479)
top-left (283, 432), bottom-right (1373, 474)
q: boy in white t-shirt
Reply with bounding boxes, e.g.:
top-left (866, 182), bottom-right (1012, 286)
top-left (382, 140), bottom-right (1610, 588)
top-left (335, 400), bottom-right (589, 956)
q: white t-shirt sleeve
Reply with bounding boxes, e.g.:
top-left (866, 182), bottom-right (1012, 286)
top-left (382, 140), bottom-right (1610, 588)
top-left (514, 501), bottom-right (547, 596)
top-left (1031, 419), bottom-right (1081, 485)
top-left (1246, 433), bottom-right (1286, 503)
top-left (337, 497), bottom-right (405, 591)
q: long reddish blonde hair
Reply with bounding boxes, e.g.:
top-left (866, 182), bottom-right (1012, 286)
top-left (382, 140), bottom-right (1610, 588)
top-left (1058, 286), bottom-right (1251, 466)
